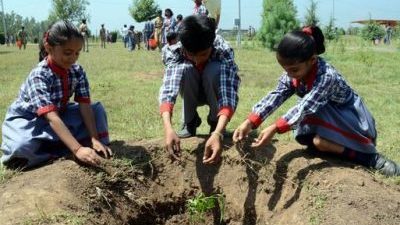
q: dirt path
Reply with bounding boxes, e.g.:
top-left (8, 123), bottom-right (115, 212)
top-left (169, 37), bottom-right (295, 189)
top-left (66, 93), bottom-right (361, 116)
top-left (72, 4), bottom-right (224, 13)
top-left (1, 137), bottom-right (399, 225)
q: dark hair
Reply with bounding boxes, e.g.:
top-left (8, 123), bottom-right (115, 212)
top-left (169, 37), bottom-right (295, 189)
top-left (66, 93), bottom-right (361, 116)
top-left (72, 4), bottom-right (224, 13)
top-left (179, 15), bottom-right (216, 53)
top-left (165, 8), bottom-right (173, 17)
top-left (39, 21), bottom-right (83, 58)
top-left (166, 31), bottom-right (178, 44)
top-left (82, 19), bottom-right (86, 23)
top-left (177, 14), bottom-right (183, 21)
top-left (277, 26), bottom-right (325, 62)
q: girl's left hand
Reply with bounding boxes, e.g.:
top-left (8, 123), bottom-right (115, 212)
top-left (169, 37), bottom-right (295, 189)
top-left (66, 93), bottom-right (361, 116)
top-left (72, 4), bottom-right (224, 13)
top-left (92, 138), bottom-right (113, 159)
top-left (251, 124), bottom-right (277, 148)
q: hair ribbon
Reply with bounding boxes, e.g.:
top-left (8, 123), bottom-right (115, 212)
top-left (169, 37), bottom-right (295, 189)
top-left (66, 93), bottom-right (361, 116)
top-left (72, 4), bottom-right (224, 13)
top-left (302, 27), bottom-right (313, 36)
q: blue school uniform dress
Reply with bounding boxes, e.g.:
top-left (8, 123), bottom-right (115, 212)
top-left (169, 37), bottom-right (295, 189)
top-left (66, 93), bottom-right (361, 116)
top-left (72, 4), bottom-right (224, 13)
top-left (1, 59), bottom-right (109, 168)
top-left (248, 57), bottom-right (377, 154)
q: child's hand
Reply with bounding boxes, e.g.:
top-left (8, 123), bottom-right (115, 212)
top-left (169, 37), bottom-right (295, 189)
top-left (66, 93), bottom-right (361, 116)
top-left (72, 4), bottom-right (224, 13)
top-left (164, 128), bottom-right (181, 161)
top-left (91, 138), bottom-right (113, 159)
top-left (233, 120), bottom-right (253, 143)
top-left (251, 124), bottom-right (277, 147)
top-left (74, 147), bottom-right (103, 166)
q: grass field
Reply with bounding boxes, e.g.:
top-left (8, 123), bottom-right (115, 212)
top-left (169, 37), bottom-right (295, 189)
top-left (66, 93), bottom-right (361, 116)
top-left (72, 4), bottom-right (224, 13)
top-left (0, 36), bottom-right (399, 167)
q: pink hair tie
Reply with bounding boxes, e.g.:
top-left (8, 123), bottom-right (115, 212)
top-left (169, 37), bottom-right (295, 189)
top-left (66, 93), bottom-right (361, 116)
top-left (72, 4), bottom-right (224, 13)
top-left (302, 27), bottom-right (313, 36)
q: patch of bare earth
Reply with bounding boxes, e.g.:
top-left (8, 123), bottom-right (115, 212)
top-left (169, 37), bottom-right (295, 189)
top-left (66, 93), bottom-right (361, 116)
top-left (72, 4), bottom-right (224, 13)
top-left (1, 137), bottom-right (399, 225)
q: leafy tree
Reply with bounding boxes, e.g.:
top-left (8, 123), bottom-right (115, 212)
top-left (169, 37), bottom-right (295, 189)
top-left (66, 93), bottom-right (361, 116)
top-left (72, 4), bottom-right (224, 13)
top-left (48, 0), bottom-right (90, 24)
top-left (129, 0), bottom-right (160, 23)
top-left (304, 0), bottom-right (319, 26)
top-left (360, 21), bottom-right (385, 42)
top-left (324, 16), bottom-right (337, 41)
top-left (259, 0), bottom-right (299, 50)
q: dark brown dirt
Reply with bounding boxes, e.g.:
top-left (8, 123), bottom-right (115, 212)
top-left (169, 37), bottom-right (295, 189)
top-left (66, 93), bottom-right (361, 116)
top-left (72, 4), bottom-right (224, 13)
top-left (0, 137), bottom-right (399, 225)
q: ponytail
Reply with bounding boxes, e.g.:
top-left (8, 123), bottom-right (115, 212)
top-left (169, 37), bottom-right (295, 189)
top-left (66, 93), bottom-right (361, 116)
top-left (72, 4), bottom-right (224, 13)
top-left (277, 26), bottom-right (325, 62)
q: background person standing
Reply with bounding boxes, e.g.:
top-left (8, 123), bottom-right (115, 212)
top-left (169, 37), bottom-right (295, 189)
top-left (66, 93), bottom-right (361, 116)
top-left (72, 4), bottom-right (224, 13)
top-left (79, 19), bottom-right (89, 52)
top-left (17, 26), bottom-right (28, 50)
top-left (99, 24), bottom-right (106, 48)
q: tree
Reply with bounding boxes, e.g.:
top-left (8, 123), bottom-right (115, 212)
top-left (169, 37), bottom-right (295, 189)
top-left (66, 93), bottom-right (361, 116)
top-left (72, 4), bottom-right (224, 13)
top-left (259, 0), bottom-right (299, 50)
top-left (304, 0), bottom-right (319, 26)
top-left (48, 0), bottom-right (90, 24)
top-left (129, 0), bottom-right (160, 23)
top-left (324, 16), bottom-right (337, 41)
top-left (0, 11), bottom-right (50, 43)
top-left (360, 20), bottom-right (385, 42)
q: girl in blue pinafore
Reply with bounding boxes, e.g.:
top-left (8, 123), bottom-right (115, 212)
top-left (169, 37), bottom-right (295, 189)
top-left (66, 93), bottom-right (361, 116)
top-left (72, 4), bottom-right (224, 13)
top-left (1, 21), bottom-right (112, 169)
top-left (233, 26), bottom-right (400, 177)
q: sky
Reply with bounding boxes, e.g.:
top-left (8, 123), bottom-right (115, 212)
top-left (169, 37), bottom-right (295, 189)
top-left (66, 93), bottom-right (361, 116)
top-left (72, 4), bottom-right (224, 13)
top-left (2, 0), bottom-right (400, 33)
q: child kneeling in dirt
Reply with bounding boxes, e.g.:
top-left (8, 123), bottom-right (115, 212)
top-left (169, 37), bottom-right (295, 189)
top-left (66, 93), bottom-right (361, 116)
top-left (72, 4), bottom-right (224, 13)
top-left (233, 26), bottom-right (400, 176)
top-left (1, 21), bottom-right (112, 169)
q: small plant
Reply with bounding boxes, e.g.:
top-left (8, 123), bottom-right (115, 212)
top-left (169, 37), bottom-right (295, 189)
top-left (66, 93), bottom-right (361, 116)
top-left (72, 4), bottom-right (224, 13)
top-left (186, 192), bottom-right (225, 224)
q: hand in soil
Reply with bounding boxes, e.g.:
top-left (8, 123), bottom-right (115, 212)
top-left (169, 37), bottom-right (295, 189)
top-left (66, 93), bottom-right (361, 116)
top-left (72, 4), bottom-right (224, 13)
top-left (74, 146), bottom-right (104, 167)
top-left (203, 134), bottom-right (222, 164)
top-left (233, 119), bottom-right (253, 143)
top-left (164, 129), bottom-right (181, 161)
top-left (91, 138), bottom-right (113, 159)
top-left (251, 124), bottom-right (277, 147)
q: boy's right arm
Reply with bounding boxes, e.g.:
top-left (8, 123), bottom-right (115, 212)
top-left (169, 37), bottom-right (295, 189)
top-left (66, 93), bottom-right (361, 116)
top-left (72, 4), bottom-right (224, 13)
top-left (161, 112), bottom-right (181, 161)
top-left (44, 111), bottom-right (103, 166)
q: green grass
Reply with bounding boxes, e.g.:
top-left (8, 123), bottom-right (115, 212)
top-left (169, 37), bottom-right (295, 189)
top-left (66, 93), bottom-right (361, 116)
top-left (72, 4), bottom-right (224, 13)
top-left (0, 36), bottom-right (400, 177)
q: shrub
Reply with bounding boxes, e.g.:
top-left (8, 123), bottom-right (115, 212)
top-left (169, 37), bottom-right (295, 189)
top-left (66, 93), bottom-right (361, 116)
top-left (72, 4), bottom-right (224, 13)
top-left (0, 33), bottom-right (5, 45)
top-left (361, 21), bottom-right (385, 41)
top-left (110, 31), bottom-right (118, 43)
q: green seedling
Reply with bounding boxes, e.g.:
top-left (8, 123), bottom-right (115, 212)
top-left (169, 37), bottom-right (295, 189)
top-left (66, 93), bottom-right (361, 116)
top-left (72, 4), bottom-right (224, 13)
top-left (186, 192), bottom-right (225, 224)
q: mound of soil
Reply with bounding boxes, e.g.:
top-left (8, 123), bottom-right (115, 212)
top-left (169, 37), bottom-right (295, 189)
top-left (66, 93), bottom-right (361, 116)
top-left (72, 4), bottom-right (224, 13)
top-left (1, 137), bottom-right (399, 225)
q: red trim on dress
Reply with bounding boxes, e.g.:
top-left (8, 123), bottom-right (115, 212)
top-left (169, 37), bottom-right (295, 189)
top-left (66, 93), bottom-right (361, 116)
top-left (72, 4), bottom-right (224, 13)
top-left (275, 117), bottom-right (291, 133)
top-left (302, 117), bottom-right (373, 144)
top-left (217, 106), bottom-right (234, 119)
top-left (37, 105), bottom-right (58, 116)
top-left (247, 112), bottom-right (263, 129)
top-left (160, 102), bottom-right (174, 115)
top-left (74, 96), bottom-right (91, 104)
top-left (292, 63), bottom-right (318, 91)
top-left (47, 57), bottom-right (69, 110)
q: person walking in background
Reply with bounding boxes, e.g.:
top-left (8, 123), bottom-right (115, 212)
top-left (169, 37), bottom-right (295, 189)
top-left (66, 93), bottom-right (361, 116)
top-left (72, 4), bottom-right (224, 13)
top-left (154, 10), bottom-right (164, 51)
top-left (162, 8), bottom-right (176, 47)
top-left (17, 26), bottom-right (28, 50)
top-left (143, 19), bottom-right (155, 50)
top-left (100, 24), bottom-right (108, 48)
top-left (99, 24), bottom-right (106, 49)
top-left (384, 25), bottom-right (393, 45)
top-left (79, 19), bottom-right (89, 52)
top-left (1, 21), bottom-right (112, 170)
top-left (127, 25), bottom-right (136, 51)
top-left (10, 34), bottom-right (15, 46)
top-left (233, 26), bottom-right (400, 177)
top-left (159, 15), bottom-right (240, 164)
top-left (121, 24), bottom-right (129, 48)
